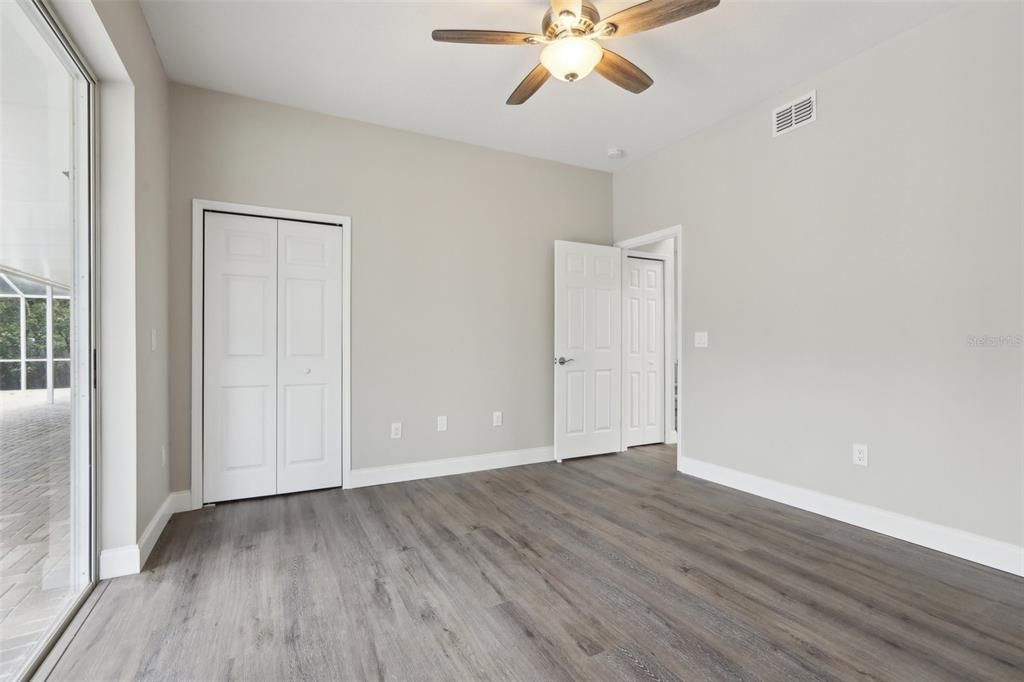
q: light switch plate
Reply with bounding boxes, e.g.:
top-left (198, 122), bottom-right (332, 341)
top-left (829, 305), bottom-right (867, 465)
top-left (492, 411), bottom-right (503, 427)
top-left (694, 331), bottom-right (709, 348)
top-left (437, 416), bottom-right (447, 432)
top-left (390, 422), bottom-right (402, 439)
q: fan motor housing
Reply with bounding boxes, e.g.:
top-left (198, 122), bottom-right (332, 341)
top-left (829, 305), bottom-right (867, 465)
top-left (542, 1), bottom-right (601, 38)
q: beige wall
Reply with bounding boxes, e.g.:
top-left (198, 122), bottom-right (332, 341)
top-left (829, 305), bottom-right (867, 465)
top-left (55, 0), bottom-right (140, 555)
top-left (168, 85), bottom-right (612, 487)
top-left (614, 4), bottom-right (1022, 545)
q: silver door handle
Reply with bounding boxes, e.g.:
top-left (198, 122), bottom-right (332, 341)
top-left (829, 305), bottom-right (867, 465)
top-left (555, 356), bottom-right (575, 365)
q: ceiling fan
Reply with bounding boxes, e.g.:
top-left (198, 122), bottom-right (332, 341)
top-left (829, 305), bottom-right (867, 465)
top-left (432, 0), bottom-right (720, 105)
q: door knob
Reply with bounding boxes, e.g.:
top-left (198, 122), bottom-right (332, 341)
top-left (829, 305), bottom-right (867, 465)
top-left (555, 356), bottom-right (575, 365)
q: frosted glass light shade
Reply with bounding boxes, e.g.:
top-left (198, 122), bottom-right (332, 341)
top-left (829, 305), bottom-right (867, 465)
top-left (540, 37), bottom-right (602, 82)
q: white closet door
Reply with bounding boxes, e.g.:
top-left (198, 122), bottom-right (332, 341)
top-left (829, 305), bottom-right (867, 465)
top-left (276, 220), bottom-right (343, 494)
top-left (203, 212), bottom-right (278, 503)
top-left (624, 257), bottom-right (665, 447)
top-left (554, 240), bottom-right (622, 460)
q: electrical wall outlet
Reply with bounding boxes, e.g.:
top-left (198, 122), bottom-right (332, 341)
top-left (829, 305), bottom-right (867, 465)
top-left (492, 411), bottom-right (503, 427)
top-left (437, 416), bottom-right (447, 432)
top-left (852, 443), bottom-right (868, 467)
top-left (694, 331), bottom-right (709, 348)
top-left (390, 422), bottom-right (402, 439)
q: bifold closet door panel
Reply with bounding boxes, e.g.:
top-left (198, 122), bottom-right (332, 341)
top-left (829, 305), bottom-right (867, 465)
top-left (203, 212), bottom-right (279, 503)
top-left (276, 219), bottom-right (343, 494)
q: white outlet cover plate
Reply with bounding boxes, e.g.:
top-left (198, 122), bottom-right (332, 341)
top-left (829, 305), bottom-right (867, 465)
top-left (391, 422), bottom-right (402, 439)
top-left (492, 411), bottom-right (503, 427)
top-left (852, 443), bottom-right (868, 466)
top-left (437, 416), bottom-right (447, 432)
top-left (694, 331), bottom-right (709, 348)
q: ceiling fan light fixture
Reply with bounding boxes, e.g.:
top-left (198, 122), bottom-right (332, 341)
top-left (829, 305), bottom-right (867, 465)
top-left (431, 0), bottom-right (722, 104)
top-left (540, 37), bottom-right (602, 83)
top-left (556, 10), bottom-right (578, 31)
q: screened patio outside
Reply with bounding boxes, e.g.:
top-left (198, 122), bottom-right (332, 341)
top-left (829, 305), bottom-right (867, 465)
top-left (0, 270), bottom-right (72, 398)
top-left (0, 269), bottom-right (74, 680)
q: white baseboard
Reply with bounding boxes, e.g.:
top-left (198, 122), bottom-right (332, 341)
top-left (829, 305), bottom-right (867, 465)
top-left (678, 456), bottom-right (1024, 577)
top-left (347, 446), bottom-right (554, 489)
top-left (139, 490), bottom-right (191, 570)
top-left (98, 545), bottom-right (140, 580)
top-left (99, 490), bottom-right (191, 579)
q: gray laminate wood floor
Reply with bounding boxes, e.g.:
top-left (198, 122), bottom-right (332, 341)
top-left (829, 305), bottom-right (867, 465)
top-left (44, 445), bottom-right (1023, 681)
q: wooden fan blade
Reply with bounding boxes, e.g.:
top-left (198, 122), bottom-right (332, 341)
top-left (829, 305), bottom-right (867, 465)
top-left (550, 0), bottom-right (583, 21)
top-left (431, 29), bottom-right (544, 45)
top-left (595, 49), bottom-right (653, 93)
top-left (507, 64), bottom-right (551, 105)
top-left (594, 0), bottom-right (719, 38)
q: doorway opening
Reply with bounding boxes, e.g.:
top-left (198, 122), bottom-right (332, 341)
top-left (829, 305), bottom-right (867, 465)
top-left (551, 227), bottom-right (683, 464)
top-left (622, 249), bottom-right (675, 448)
top-left (615, 226), bottom-right (683, 460)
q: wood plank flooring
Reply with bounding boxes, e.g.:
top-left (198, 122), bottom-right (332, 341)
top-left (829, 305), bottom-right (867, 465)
top-left (45, 445), bottom-right (1023, 680)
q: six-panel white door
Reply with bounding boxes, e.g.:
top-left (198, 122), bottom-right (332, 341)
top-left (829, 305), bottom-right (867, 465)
top-left (554, 241), bottom-right (622, 460)
top-left (623, 256), bottom-right (665, 447)
top-left (277, 220), bottom-right (342, 494)
top-left (204, 212), bottom-right (279, 503)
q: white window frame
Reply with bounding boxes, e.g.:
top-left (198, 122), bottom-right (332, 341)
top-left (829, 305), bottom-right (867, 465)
top-left (7, 1), bottom-right (97, 678)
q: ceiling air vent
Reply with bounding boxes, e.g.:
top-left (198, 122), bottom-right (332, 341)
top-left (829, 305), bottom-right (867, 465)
top-left (773, 90), bottom-right (816, 137)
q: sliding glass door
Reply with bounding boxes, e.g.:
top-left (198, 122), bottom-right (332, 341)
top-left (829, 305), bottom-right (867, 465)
top-left (0, 1), bottom-right (93, 679)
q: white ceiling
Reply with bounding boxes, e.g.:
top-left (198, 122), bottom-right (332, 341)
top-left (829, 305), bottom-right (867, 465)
top-left (140, 0), bottom-right (956, 171)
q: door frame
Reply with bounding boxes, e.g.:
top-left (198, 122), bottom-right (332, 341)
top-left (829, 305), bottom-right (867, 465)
top-left (614, 225), bottom-right (684, 466)
top-left (621, 249), bottom-right (675, 447)
top-left (190, 199), bottom-right (352, 510)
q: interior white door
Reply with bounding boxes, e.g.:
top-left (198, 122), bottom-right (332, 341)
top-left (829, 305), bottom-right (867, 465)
top-left (554, 240), bottom-right (622, 460)
top-left (276, 220), bottom-right (343, 494)
top-left (623, 256), bottom-right (665, 447)
top-left (203, 212), bottom-right (278, 503)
